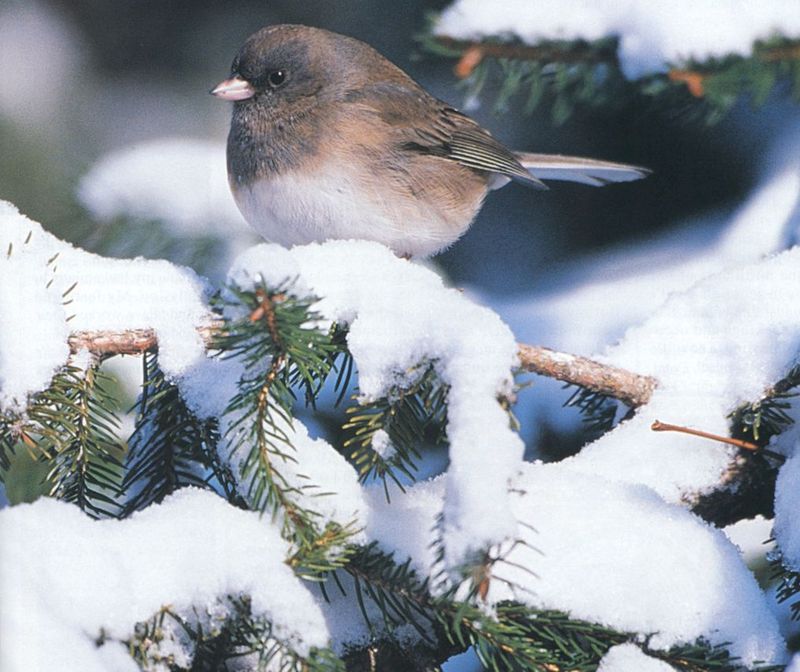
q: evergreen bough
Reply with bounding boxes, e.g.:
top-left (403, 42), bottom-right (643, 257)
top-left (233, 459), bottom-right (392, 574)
top-left (0, 276), bottom-right (793, 671)
top-left (418, 23), bottom-right (800, 124)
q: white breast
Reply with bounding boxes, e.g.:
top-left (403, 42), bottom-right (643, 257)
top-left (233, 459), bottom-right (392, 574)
top-left (231, 165), bottom-right (475, 258)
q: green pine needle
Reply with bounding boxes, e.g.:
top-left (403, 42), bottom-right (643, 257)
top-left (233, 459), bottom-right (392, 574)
top-left (770, 555), bottom-right (800, 621)
top-left (129, 597), bottom-right (345, 672)
top-left (730, 364), bottom-right (800, 447)
top-left (564, 385), bottom-right (621, 438)
top-left (1, 361), bottom-right (125, 517)
top-left (342, 365), bottom-right (449, 497)
top-left (122, 351), bottom-right (242, 514)
top-left (215, 280), bottom-right (357, 576)
top-left (419, 23), bottom-right (800, 124)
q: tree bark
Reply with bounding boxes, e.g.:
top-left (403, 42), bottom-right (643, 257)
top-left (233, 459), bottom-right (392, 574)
top-left (68, 325), bottom-right (657, 407)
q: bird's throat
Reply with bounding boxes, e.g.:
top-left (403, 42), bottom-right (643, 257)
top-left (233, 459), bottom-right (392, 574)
top-left (227, 102), bottom-right (322, 185)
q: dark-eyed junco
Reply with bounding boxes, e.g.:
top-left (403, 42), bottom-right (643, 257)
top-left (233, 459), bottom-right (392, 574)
top-left (212, 24), bottom-right (648, 258)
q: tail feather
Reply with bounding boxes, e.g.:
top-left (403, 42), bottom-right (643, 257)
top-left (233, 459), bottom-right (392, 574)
top-left (515, 153), bottom-right (651, 187)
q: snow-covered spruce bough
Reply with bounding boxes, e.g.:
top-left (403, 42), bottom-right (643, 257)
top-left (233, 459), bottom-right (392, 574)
top-left (0, 199), bottom-right (796, 671)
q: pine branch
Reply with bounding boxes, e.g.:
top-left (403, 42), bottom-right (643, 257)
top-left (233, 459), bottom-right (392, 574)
top-left (128, 597), bottom-right (344, 672)
top-left (56, 290), bottom-right (797, 534)
top-left (2, 361), bottom-right (125, 517)
top-left (66, 326), bottom-right (657, 408)
top-left (419, 30), bottom-right (627, 123)
top-left (431, 35), bottom-right (620, 66)
top-left (731, 363), bottom-right (800, 445)
top-left (0, 416), bottom-right (19, 473)
top-left (339, 544), bottom-right (778, 672)
top-left (214, 281), bottom-right (358, 577)
top-left (770, 555), bottom-right (800, 621)
top-left (122, 351), bottom-right (243, 514)
top-left (343, 364), bottom-right (449, 496)
top-left (421, 26), bottom-right (800, 123)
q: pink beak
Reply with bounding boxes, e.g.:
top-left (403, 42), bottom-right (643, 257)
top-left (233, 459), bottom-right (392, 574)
top-left (210, 75), bottom-right (255, 101)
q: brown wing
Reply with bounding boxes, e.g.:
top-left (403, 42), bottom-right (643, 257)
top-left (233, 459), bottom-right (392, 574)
top-left (342, 82), bottom-right (547, 189)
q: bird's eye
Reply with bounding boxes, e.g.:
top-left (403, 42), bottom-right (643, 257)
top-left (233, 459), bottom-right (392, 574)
top-left (268, 70), bottom-right (288, 88)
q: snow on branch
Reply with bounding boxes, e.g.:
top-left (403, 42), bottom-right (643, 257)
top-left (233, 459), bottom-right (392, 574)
top-left (2, 195), bottom-right (796, 669)
top-left (0, 201), bottom-right (209, 412)
top-left (0, 489), bottom-right (334, 671)
top-left (67, 324), bottom-right (220, 357)
top-left (426, 1), bottom-right (800, 122)
top-left (433, 0), bottom-right (800, 79)
top-left (517, 343), bottom-right (656, 408)
top-left (66, 326), bottom-right (658, 407)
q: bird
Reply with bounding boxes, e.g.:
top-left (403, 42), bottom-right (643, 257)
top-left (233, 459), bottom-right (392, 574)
top-left (211, 24), bottom-right (649, 258)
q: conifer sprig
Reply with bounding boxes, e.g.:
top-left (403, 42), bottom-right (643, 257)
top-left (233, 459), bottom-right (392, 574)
top-left (0, 417), bottom-right (20, 474)
top-left (564, 386), bottom-right (622, 438)
top-left (214, 280), bottom-right (357, 576)
top-left (770, 555), bottom-right (800, 621)
top-left (122, 351), bottom-right (242, 514)
top-left (0, 361), bottom-right (124, 517)
top-left (342, 544), bottom-right (782, 671)
top-left (43, 363), bottom-right (123, 517)
top-left (343, 365), bottom-right (449, 497)
top-left (730, 363), bottom-right (800, 446)
top-left (129, 597), bottom-right (345, 672)
top-left (420, 21), bottom-right (800, 124)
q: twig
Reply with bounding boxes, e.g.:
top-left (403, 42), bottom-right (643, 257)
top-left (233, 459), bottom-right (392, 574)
top-left (516, 344), bottom-right (656, 408)
top-left (62, 327), bottom-right (800, 416)
top-left (651, 420), bottom-right (759, 451)
top-left (651, 419), bottom-right (787, 467)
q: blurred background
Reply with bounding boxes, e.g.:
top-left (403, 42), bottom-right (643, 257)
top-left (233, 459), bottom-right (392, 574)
top-left (3, 0), bottom-right (799, 470)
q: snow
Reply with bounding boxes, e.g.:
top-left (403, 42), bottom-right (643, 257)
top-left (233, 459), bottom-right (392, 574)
top-left (0, 200), bottom-right (211, 411)
top-left (0, 226), bottom-right (70, 410)
top-left (566, 245), bottom-right (800, 501)
top-left (366, 464), bottom-right (787, 666)
top-left (606, 247), bottom-right (800, 400)
top-left (435, 1), bottom-right (800, 78)
top-left (597, 644), bottom-right (674, 672)
top-left (723, 515), bottom-right (774, 568)
top-left (228, 241), bottom-right (524, 571)
top-left (3, 185), bottom-right (799, 667)
top-left (496, 141), bottom-right (800, 498)
top-left (508, 465), bottom-right (783, 663)
top-left (371, 429), bottom-right (397, 460)
top-left (501, 155), bottom-right (800, 364)
top-left (0, 488), bottom-right (331, 672)
top-left (540, 243), bottom-right (800, 502)
top-left (365, 478), bottom-right (445, 577)
top-left (77, 138), bottom-right (248, 238)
